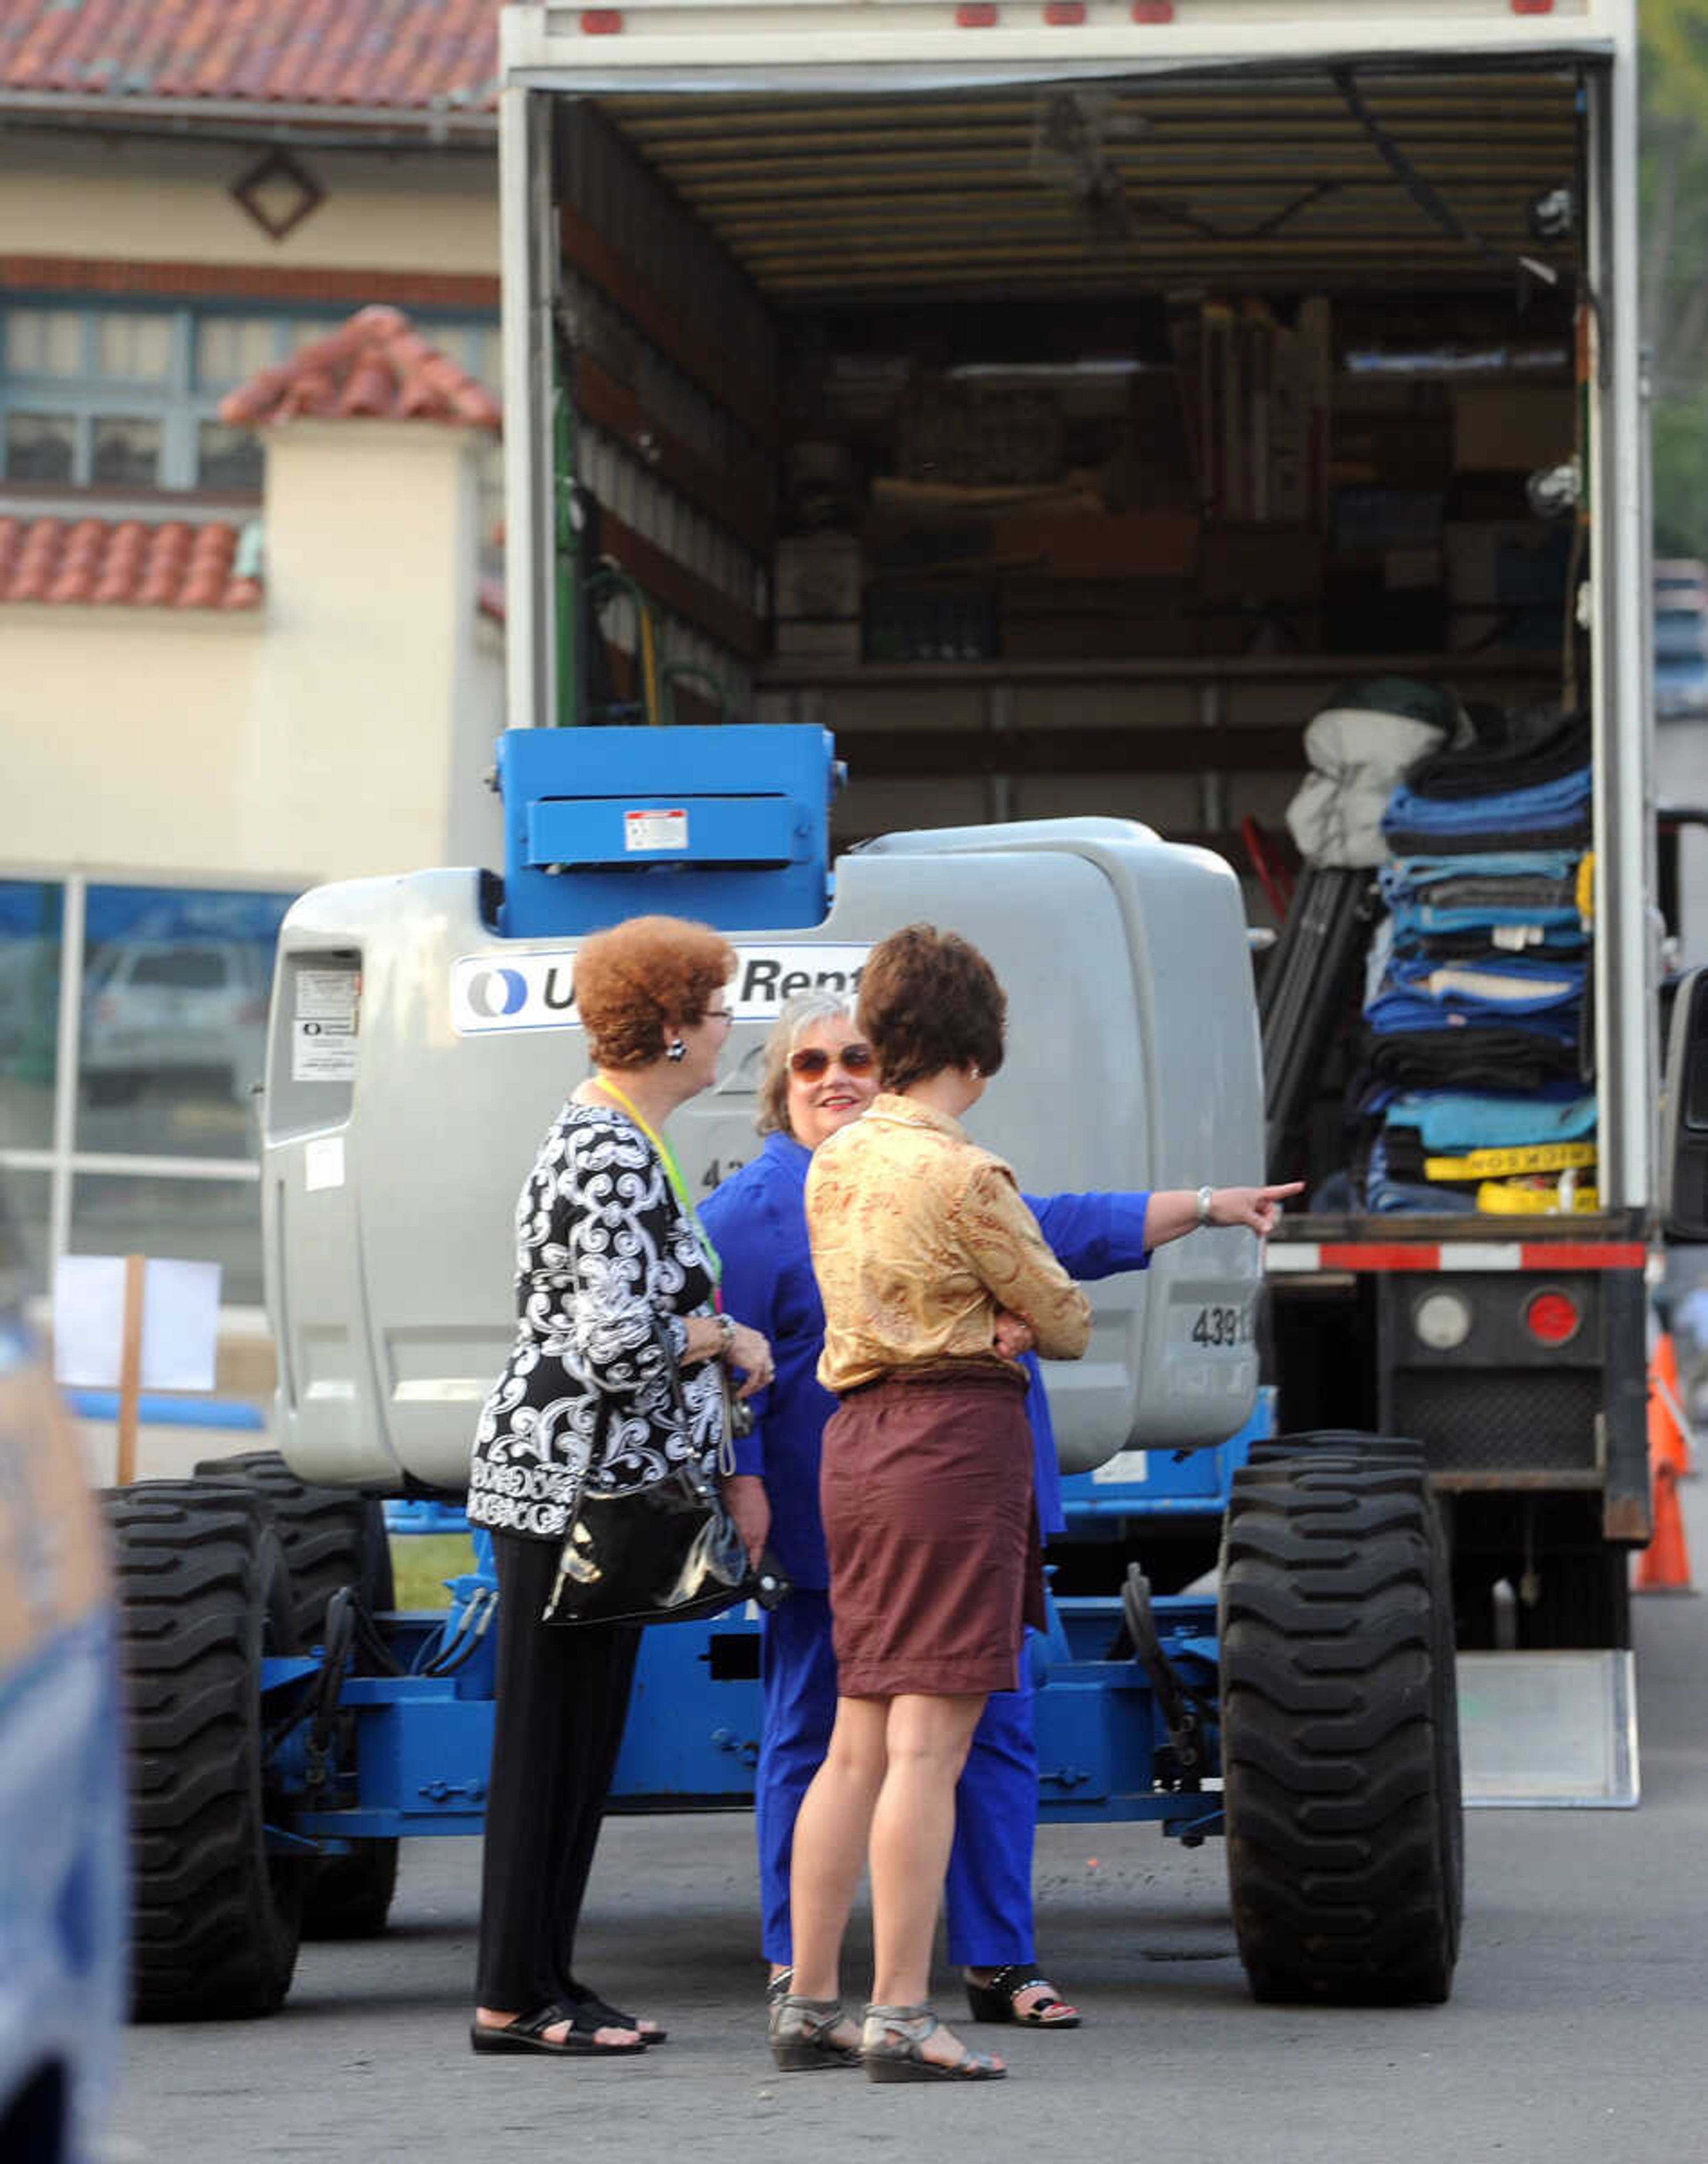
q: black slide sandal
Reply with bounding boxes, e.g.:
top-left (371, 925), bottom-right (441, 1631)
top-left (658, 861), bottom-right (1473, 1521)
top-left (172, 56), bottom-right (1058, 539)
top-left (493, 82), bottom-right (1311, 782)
top-left (470, 2002), bottom-right (651, 2057)
top-left (965, 1965), bottom-right (1082, 2028)
top-left (565, 1979), bottom-right (669, 2045)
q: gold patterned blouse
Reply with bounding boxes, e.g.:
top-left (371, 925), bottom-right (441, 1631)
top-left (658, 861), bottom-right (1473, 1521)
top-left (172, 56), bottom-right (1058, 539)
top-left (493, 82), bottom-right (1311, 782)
top-left (804, 1093), bottom-right (1093, 1394)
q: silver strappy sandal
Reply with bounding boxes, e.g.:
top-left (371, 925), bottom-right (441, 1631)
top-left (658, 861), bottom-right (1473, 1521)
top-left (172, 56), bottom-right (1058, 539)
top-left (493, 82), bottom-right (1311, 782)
top-left (861, 2002), bottom-right (1007, 2083)
top-left (769, 1991), bottom-right (863, 2072)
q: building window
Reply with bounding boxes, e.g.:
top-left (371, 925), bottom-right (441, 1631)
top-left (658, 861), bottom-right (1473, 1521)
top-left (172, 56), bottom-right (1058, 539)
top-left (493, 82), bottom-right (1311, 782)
top-left (90, 415), bottom-right (164, 488)
top-left (0, 298), bottom-right (499, 496)
top-left (196, 421), bottom-right (265, 492)
top-left (0, 878), bottom-right (62, 1155)
top-left (4, 412), bottom-right (74, 483)
top-left (0, 873), bottom-right (299, 1310)
top-left (4, 309), bottom-right (82, 376)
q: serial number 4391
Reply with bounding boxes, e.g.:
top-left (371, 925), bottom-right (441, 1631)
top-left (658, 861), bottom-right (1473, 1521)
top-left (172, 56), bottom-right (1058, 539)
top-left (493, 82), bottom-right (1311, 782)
top-left (1182, 1303), bottom-right (1253, 1350)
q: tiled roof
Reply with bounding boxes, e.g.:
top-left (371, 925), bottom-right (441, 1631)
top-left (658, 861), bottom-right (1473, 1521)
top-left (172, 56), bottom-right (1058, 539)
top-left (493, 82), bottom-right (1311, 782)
top-left (0, 516), bottom-right (261, 609)
top-left (0, 0), bottom-right (498, 115)
top-left (219, 305), bottom-right (501, 430)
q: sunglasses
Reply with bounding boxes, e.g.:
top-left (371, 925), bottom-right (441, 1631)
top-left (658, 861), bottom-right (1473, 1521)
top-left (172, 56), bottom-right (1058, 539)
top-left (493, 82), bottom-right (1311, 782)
top-left (789, 1043), bottom-right (876, 1079)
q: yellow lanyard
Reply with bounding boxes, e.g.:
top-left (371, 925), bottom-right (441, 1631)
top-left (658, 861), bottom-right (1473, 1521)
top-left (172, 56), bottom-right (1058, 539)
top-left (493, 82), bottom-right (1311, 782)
top-left (591, 1076), bottom-right (723, 1293)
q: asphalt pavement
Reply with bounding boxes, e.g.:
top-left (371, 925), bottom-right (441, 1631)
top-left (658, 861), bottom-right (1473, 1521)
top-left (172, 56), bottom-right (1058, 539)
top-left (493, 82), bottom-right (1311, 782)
top-left (106, 1480), bottom-right (1708, 2164)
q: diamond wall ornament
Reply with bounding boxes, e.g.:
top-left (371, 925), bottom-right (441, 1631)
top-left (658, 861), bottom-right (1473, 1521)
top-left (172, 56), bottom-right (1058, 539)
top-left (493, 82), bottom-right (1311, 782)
top-left (232, 149), bottom-right (325, 242)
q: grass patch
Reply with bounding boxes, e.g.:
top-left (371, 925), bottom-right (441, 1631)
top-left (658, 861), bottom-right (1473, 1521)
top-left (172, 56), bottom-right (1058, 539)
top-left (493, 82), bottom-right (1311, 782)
top-left (389, 1532), bottom-right (476, 1610)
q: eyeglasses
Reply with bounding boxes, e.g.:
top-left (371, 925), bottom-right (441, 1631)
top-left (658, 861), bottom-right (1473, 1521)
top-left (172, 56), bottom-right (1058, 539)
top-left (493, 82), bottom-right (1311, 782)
top-left (700, 1007), bottom-right (734, 1030)
top-left (789, 1043), bottom-right (876, 1078)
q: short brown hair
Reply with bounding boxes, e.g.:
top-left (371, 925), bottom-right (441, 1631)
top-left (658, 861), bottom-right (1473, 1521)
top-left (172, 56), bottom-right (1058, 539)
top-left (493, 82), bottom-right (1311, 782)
top-left (575, 915), bottom-right (736, 1070)
top-left (857, 924), bottom-right (1006, 1093)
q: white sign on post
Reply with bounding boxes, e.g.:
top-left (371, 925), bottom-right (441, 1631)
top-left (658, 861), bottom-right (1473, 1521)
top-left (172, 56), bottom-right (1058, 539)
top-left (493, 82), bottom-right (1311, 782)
top-left (52, 1255), bottom-right (223, 1392)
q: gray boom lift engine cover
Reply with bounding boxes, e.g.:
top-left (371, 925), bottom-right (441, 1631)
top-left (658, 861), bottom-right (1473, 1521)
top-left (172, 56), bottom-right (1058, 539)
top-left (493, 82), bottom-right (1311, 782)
top-left (262, 817), bottom-right (1264, 1491)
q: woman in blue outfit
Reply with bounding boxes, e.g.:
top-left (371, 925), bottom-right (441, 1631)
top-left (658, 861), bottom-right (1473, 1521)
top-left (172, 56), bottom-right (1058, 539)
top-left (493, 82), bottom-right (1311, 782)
top-left (704, 990), bottom-right (1295, 2031)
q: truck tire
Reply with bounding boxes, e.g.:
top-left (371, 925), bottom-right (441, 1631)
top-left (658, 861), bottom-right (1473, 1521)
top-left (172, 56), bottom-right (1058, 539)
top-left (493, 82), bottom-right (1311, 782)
top-left (191, 1448), bottom-right (395, 1645)
top-left (105, 1483), bottom-right (305, 2020)
top-left (1219, 1448), bottom-right (1463, 2006)
top-left (192, 1448), bottom-right (399, 1939)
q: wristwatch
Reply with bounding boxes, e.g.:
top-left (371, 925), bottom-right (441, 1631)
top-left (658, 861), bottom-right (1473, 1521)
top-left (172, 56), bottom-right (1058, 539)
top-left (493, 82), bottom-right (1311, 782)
top-left (1196, 1184), bottom-right (1215, 1227)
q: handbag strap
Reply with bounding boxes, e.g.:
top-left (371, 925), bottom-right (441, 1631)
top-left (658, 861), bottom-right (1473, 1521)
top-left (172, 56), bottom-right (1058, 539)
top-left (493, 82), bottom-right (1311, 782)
top-left (648, 1304), bottom-right (737, 1481)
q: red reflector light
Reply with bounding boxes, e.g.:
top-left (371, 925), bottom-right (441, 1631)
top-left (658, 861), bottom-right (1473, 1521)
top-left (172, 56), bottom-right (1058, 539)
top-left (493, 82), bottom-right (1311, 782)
top-left (1045, 1), bottom-right (1087, 19)
top-left (956, 3), bottom-right (999, 21)
top-left (1132, 0), bottom-right (1175, 16)
top-left (580, 8), bottom-right (624, 29)
top-left (1525, 1289), bottom-right (1581, 1345)
top-left (1511, 0), bottom-right (1553, 12)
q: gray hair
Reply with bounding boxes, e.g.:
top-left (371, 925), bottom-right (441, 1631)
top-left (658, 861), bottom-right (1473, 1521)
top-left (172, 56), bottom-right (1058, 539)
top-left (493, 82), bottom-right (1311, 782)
top-left (756, 989), bottom-right (860, 1137)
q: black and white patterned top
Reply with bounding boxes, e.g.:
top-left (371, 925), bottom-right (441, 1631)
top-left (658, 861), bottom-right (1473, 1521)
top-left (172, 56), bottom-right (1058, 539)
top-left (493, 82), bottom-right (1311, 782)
top-left (468, 1102), bottom-right (723, 1541)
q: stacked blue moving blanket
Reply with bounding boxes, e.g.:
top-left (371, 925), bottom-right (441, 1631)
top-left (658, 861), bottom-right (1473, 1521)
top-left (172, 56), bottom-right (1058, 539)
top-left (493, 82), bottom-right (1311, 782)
top-left (1357, 709), bottom-right (1594, 1214)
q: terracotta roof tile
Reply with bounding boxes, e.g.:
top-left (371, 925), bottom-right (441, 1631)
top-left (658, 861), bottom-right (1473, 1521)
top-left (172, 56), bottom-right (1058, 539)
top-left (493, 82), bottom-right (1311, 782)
top-left (219, 304), bottom-right (501, 430)
top-left (0, 514), bottom-right (260, 610)
top-left (0, 0), bottom-right (499, 113)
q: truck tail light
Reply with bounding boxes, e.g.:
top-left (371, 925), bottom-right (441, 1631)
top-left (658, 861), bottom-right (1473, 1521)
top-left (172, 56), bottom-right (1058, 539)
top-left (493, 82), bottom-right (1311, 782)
top-left (1132, 0), bottom-right (1175, 17)
top-left (956, 4), bottom-right (999, 23)
top-left (1045, 1), bottom-right (1087, 20)
top-left (1414, 1290), bottom-right (1473, 1351)
top-left (580, 9), bottom-right (624, 30)
top-left (1524, 1289), bottom-right (1582, 1346)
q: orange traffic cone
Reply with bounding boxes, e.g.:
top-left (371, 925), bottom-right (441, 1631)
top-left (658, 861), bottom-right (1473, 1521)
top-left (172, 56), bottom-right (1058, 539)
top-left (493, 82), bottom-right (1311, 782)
top-left (1634, 1460), bottom-right (1696, 1596)
top-left (1650, 1333), bottom-right (1696, 1479)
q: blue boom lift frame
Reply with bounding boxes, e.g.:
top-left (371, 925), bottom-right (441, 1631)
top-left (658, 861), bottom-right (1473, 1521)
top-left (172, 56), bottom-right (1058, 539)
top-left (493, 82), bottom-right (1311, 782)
top-left (104, 324), bottom-right (1462, 2019)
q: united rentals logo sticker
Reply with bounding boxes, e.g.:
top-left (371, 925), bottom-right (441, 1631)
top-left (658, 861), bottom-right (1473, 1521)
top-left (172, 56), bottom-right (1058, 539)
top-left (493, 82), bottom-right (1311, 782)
top-left (450, 945), bottom-right (872, 1036)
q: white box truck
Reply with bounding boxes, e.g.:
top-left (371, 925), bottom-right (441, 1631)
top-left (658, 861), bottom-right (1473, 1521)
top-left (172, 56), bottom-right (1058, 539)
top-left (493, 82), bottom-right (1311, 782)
top-left (492, 0), bottom-right (1674, 1653)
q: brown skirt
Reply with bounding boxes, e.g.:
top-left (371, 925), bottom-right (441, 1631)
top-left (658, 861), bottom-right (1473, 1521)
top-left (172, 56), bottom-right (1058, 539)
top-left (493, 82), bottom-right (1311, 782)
top-left (820, 1361), bottom-right (1039, 1699)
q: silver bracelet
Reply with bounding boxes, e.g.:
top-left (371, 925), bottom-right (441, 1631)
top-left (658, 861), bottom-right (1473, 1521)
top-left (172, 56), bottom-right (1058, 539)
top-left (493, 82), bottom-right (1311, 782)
top-left (1196, 1184), bottom-right (1215, 1227)
top-left (717, 1312), bottom-right (737, 1356)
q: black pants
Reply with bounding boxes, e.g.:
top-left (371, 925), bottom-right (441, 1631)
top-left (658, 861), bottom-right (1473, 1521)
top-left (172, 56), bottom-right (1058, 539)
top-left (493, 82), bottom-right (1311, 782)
top-left (475, 1531), bottom-right (641, 2011)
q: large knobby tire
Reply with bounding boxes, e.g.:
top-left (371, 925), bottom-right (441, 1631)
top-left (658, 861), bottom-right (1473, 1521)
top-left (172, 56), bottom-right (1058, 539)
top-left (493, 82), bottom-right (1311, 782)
top-left (193, 1448), bottom-right (399, 1939)
top-left (1219, 1448), bottom-right (1463, 2007)
top-left (105, 1483), bottom-right (305, 2020)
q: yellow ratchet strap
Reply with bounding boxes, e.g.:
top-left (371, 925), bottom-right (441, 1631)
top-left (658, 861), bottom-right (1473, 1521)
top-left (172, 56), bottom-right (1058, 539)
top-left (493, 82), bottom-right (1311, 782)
top-left (1425, 1139), bottom-right (1598, 1181)
top-left (1475, 1177), bottom-right (1601, 1215)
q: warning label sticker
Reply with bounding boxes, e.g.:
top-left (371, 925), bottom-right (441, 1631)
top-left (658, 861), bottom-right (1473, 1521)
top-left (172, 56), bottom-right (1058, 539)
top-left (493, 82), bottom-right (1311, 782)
top-left (292, 967), bottom-right (359, 1082)
top-left (624, 808), bottom-right (689, 853)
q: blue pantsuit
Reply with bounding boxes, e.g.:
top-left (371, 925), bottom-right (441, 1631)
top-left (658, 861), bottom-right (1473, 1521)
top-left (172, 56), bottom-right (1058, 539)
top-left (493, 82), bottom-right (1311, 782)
top-left (755, 1591), bottom-right (1039, 1965)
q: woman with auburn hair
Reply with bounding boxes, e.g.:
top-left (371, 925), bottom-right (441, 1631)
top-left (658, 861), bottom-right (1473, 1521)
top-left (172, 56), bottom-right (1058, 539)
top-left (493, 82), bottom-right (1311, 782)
top-left (467, 913), bottom-right (773, 2060)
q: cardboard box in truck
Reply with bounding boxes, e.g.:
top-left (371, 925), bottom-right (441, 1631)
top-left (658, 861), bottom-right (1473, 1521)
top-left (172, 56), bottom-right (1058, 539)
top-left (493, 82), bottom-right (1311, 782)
top-left (1452, 385), bottom-right (1577, 473)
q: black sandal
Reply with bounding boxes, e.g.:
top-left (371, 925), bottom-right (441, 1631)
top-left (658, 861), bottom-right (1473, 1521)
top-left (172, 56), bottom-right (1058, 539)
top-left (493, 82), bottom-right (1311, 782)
top-left (564, 1979), bottom-right (669, 2045)
top-left (470, 2002), bottom-right (651, 2057)
top-left (964, 1965), bottom-right (1082, 2029)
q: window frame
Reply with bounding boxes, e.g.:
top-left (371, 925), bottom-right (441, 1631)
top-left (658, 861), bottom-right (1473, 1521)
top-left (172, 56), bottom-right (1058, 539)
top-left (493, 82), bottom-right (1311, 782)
top-left (0, 865), bottom-right (309, 1323)
top-left (0, 295), bottom-right (500, 497)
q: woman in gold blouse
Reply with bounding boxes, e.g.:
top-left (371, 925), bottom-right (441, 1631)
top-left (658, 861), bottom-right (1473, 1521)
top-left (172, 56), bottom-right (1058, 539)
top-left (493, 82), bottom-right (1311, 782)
top-left (775, 924), bottom-right (1091, 2084)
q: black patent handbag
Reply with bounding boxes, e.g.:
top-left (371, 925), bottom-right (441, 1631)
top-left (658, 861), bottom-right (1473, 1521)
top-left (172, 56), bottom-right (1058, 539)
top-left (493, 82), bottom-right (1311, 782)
top-left (541, 1345), bottom-right (789, 1629)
